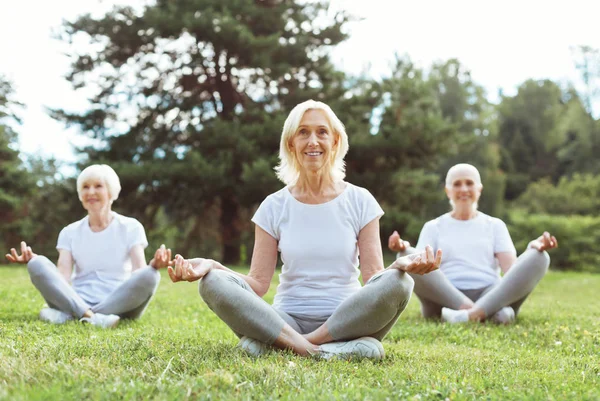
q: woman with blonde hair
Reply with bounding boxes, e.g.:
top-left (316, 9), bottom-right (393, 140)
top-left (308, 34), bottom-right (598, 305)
top-left (6, 164), bottom-right (171, 328)
top-left (168, 100), bottom-right (440, 359)
top-left (388, 163), bottom-right (557, 324)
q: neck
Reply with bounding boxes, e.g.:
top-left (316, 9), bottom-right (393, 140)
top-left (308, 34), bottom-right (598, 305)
top-left (295, 171), bottom-right (336, 195)
top-left (291, 171), bottom-right (343, 204)
top-left (88, 208), bottom-right (113, 231)
top-left (451, 207), bottom-right (477, 220)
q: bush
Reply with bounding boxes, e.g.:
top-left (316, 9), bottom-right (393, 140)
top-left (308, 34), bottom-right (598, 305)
top-left (507, 211), bottom-right (600, 273)
top-left (515, 174), bottom-right (600, 215)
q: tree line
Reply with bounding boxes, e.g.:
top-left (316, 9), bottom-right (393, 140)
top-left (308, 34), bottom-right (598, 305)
top-left (1, 0), bottom-right (599, 271)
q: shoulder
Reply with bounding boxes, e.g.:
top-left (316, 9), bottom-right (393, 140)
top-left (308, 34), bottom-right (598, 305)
top-left (112, 213), bottom-right (145, 232)
top-left (423, 214), bottom-right (447, 229)
top-left (59, 216), bottom-right (88, 236)
top-left (259, 187), bottom-right (289, 210)
top-left (478, 212), bottom-right (507, 228)
top-left (343, 182), bottom-right (377, 204)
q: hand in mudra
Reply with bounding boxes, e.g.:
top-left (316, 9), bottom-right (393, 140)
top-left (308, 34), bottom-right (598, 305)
top-left (167, 255), bottom-right (221, 282)
top-left (5, 241), bottom-right (37, 264)
top-left (529, 232), bottom-right (558, 252)
top-left (150, 244), bottom-right (172, 269)
top-left (393, 245), bottom-right (441, 275)
top-left (388, 231), bottom-right (411, 253)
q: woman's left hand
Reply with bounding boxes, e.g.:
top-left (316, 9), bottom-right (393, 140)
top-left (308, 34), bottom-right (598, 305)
top-left (168, 255), bottom-right (217, 282)
top-left (149, 244), bottom-right (172, 270)
top-left (393, 245), bottom-right (442, 275)
top-left (529, 232), bottom-right (558, 252)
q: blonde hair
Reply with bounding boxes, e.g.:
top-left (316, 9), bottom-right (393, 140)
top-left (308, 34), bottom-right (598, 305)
top-left (445, 163), bottom-right (482, 210)
top-left (275, 100), bottom-right (349, 185)
top-left (77, 164), bottom-right (121, 203)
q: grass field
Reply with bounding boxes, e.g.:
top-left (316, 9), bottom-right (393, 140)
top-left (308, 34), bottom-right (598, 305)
top-left (0, 266), bottom-right (598, 400)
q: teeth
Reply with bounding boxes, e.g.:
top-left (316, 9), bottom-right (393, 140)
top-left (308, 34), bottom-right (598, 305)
top-left (306, 152), bottom-right (322, 156)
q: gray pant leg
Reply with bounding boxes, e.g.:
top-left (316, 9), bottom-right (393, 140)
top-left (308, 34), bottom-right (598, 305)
top-left (399, 247), bottom-right (473, 319)
top-left (27, 256), bottom-right (90, 318)
top-left (199, 269), bottom-right (287, 345)
top-left (475, 249), bottom-right (550, 317)
top-left (326, 269), bottom-right (414, 341)
top-left (92, 266), bottom-right (160, 319)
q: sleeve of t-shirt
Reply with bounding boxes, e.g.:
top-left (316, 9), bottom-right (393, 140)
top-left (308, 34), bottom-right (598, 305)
top-left (358, 188), bottom-right (384, 230)
top-left (251, 196), bottom-right (279, 240)
top-left (56, 226), bottom-right (72, 252)
top-left (415, 220), bottom-right (438, 251)
top-left (493, 219), bottom-right (516, 255)
top-left (127, 219), bottom-right (149, 250)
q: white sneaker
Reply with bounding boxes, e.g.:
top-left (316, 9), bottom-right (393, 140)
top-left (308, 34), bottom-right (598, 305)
top-left (491, 306), bottom-right (515, 324)
top-left (80, 313), bottom-right (120, 329)
top-left (238, 336), bottom-right (270, 357)
top-left (441, 307), bottom-right (469, 324)
top-left (318, 337), bottom-right (385, 360)
top-left (39, 308), bottom-right (74, 324)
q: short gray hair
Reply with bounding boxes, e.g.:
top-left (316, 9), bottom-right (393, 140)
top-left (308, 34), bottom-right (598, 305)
top-left (77, 164), bottom-right (121, 203)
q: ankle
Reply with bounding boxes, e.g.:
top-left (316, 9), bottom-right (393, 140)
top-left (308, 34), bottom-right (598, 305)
top-left (467, 307), bottom-right (486, 322)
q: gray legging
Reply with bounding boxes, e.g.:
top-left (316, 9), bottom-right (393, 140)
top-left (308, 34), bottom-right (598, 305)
top-left (399, 248), bottom-right (550, 318)
top-left (27, 256), bottom-right (161, 319)
top-left (198, 268), bottom-right (415, 345)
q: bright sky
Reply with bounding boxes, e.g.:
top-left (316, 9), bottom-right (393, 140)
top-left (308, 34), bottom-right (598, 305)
top-left (1, 0), bottom-right (599, 166)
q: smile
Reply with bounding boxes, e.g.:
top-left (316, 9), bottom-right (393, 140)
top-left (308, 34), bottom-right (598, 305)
top-left (305, 152), bottom-right (323, 156)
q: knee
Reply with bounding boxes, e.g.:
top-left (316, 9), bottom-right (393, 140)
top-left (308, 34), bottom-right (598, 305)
top-left (27, 256), bottom-right (52, 277)
top-left (526, 249), bottom-right (551, 272)
top-left (373, 269), bottom-right (414, 305)
top-left (198, 269), bottom-right (233, 302)
top-left (136, 266), bottom-right (161, 289)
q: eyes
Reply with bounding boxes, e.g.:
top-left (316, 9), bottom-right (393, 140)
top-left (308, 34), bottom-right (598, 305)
top-left (82, 183), bottom-right (104, 190)
top-left (453, 180), bottom-right (475, 188)
top-left (297, 128), bottom-right (329, 137)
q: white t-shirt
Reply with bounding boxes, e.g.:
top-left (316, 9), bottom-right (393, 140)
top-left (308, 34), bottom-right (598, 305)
top-left (416, 212), bottom-right (516, 290)
top-left (252, 183), bottom-right (384, 318)
top-left (56, 212), bottom-right (148, 305)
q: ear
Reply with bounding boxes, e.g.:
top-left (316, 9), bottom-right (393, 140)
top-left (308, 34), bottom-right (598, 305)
top-left (444, 186), bottom-right (451, 199)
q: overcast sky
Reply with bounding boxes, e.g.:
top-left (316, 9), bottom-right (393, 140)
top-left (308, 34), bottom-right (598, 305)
top-left (1, 0), bottom-right (599, 167)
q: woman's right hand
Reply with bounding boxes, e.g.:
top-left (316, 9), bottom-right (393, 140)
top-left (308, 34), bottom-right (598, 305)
top-left (5, 241), bottom-right (37, 264)
top-left (393, 245), bottom-right (441, 275)
top-left (388, 231), bottom-right (411, 253)
top-left (167, 255), bottom-right (219, 283)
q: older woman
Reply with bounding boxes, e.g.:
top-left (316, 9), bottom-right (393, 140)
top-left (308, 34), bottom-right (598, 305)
top-left (168, 100), bottom-right (440, 359)
top-left (5, 164), bottom-right (171, 328)
top-left (388, 163), bottom-right (557, 324)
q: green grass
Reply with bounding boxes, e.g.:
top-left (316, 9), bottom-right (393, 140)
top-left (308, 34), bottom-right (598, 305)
top-left (0, 266), bottom-right (598, 400)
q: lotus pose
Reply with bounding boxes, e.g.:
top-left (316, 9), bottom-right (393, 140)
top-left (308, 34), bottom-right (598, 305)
top-left (388, 163), bottom-right (557, 324)
top-left (168, 100), bottom-right (440, 359)
top-left (5, 164), bottom-right (171, 328)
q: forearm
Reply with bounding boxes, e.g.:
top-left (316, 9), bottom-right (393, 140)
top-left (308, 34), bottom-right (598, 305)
top-left (58, 268), bottom-right (72, 284)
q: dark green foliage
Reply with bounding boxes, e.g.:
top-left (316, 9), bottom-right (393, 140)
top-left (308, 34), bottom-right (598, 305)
top-left (53, 0), bottom-right (353, 263)
top-left (515, 174), bottom-right (600, 216)
top-left (0, 77), bottom-right (34, 252)
top-left (508, 211), bottom-right (600, 273)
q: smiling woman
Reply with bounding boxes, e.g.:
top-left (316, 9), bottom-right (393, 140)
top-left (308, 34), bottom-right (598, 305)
top-left (5, 164), bottom-right (172, 328)
top-left (389, 163), bottom-right (559, 324)
top-left (166, 100), bottom-right (442, 360)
